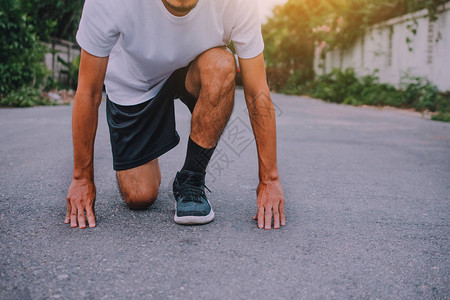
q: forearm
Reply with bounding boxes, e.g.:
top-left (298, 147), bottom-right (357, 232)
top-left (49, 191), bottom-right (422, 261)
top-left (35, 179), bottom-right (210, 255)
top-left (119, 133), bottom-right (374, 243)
top-left (72, 92), bottom-right (101, 180)
top-left (239, 53), bottom-right (285, 229)
top-left (245, 89), bottom-right (279, 182)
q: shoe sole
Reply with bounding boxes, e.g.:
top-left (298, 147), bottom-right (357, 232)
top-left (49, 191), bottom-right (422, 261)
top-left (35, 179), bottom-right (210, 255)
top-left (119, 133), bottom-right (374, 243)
top-left (173, 201), bottom-right (215, 225)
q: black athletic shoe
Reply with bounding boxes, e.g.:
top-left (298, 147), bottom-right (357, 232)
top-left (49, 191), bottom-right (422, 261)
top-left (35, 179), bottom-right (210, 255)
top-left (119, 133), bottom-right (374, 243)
top-left (172, 170), bottom-right (214, 225)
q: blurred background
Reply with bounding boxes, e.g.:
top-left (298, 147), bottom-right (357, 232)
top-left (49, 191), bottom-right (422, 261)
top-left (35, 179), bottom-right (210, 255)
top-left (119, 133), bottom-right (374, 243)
top-left (0, 0), bottom-right (449, 121)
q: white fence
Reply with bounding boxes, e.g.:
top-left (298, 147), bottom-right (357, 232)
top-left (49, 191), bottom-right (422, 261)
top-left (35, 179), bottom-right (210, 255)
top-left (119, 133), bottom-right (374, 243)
top-left (43, 39), bottom-right (80, 86)
top-left (314, 5), bottom-right (450, 92)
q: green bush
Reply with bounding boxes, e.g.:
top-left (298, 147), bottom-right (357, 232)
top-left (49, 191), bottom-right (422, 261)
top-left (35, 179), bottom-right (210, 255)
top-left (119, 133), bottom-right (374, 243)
top-left (0, 86), bottom-right (55, 107)
top-left (309, 68), bottom-right (360, 103)
top-left (283, 69), bottom-right (315, 95)
top-left (0, 0), bottom-right (48, 102)
top-left (22, 0), bottom-right (83, 43)
top-left (431, 112), bottom-right (450, 122)
top-left (400, 76), bottom-right (444, 112)
top-left (0, 0), bottom-right (63, 107)
top-left (281, 68), bottom-right (450, 121)
top-left (344, 74), bottom-right (402, 107)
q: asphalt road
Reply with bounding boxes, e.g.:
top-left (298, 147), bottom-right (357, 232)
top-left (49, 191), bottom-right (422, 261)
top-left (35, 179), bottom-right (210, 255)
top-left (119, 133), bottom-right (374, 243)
top-left (1, 89), bottom-right (449, 299)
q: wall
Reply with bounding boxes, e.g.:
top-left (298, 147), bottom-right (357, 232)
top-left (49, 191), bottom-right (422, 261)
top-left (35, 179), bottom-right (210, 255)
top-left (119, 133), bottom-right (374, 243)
top-left (314, 5), bottom-right (450, 92)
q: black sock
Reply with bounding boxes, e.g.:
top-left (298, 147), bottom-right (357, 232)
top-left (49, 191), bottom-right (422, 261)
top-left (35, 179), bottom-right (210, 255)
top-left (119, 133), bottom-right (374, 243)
top-left (181, 137), bottom-right (216, 174)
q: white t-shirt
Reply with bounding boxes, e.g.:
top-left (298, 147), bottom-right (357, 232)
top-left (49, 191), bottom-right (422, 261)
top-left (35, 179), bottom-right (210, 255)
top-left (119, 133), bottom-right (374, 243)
top-left (76, 0), bottom-right (264, 105)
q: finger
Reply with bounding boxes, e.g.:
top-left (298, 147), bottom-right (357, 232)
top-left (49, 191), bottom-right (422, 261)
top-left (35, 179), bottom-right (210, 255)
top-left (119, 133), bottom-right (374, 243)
top-left (257, 207), bottom-right (264, 229)
top-left (77, 203), bottom-right (86, 229)
top-left (264, 206), bottom-right (272, 230)
top-left (273, 206), bottom-right (280, 229)
top-left (86, 205), bottom-right (96, 228)
top-left (65, 198), bottom-right (71, 224)
top-left (70, 202), bottom-right (78, 228)
top-left (280, 199), bottom-right (286, 226)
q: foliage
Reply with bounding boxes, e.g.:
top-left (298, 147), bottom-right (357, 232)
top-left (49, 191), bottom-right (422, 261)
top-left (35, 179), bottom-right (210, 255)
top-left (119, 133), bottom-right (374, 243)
top-left (21, 0), bottom-right (83, 42)
top-left (283, 69), bottom-right (315, 95)
top-left (0, 0), bottom-right (47, 97)
top-left (400, 76), bottom-right (445, 112)
top-left (263, 0), bottom-right (449, 74)
top-left (263, 0), bottom-right (450, 121)
top-left (317, 0), bottom-right (448, 51)
top-left (0, 0), bottom-right (83, 106)
top-left (431, 112), bottom-right (450, 122)
top-left (282, 68), bottom-right (449, 118)
top-left (0, 86), bottom-right (56, 107)
top-left (57, 54), bottom-right (80, 90)
top-left (263, 0), bottom-right (330, 74)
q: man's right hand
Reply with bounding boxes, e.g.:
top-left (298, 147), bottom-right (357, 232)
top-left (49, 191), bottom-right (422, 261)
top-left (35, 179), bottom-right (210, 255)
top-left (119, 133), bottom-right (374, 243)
top-left (65, 178), bottom-right (96, 228)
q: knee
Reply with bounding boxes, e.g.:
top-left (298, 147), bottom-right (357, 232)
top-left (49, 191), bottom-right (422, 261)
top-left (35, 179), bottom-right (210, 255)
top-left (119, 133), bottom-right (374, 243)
top-left (121, 184), bottom-right (159, 210)
top-left (197, 48), bottom-right (236, 88)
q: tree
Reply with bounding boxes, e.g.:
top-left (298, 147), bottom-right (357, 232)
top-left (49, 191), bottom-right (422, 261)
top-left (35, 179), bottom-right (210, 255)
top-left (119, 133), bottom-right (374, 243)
top-left (263, 0), bottom-right (331, 73)
top-left (0, 0), bottom-right (83, 103)
top-left (0, 0), bottom-right (45, 96)
top-left (22, 0), bottom-right (84, 42)
top-left (262, 0), bottom-right (449, 83)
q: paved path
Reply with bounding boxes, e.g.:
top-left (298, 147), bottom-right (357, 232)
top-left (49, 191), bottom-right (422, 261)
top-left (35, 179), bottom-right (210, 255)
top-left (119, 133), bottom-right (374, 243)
top-left (1, 90), bottom-right (449, 299)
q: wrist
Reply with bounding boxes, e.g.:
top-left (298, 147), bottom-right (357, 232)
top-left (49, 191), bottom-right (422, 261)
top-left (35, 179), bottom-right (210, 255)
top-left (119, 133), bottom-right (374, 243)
top-left (73, 168), bottom-right (94, 181)
top-left (259, 169), bottom-right (279, 183)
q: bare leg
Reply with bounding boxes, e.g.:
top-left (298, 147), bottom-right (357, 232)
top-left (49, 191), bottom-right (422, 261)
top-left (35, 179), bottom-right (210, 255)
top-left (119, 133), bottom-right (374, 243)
top-left (117, 48), bottom-right (235, 210)
top-left (116, 158), bottom-right (161, 210)
top-left (185, 47), bottom-right (236, 147)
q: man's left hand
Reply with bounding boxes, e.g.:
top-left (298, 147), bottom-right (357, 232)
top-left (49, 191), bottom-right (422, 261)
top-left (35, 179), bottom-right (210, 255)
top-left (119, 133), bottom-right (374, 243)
top-left (253, 178), bottom-right (286, 229)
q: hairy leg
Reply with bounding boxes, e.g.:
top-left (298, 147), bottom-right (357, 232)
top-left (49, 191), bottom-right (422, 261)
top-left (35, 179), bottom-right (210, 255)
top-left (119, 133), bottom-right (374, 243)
top-left (116, 158), bottom-right (161, 210)
top-left (185, 47), bottom-right (236, 148)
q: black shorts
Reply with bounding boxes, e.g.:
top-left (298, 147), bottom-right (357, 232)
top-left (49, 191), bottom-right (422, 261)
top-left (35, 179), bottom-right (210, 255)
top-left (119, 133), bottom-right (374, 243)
top-left (106, 66), bottom-right (197, 171)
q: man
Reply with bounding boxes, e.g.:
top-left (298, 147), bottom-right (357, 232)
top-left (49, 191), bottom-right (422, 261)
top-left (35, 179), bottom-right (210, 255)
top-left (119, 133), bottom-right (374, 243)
top-left (65, 0), bottom-right (285, 230)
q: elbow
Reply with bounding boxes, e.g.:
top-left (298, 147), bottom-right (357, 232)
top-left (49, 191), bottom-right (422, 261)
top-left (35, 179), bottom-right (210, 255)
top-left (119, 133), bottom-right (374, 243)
top-left (75, 89), bottom-right (104, 108)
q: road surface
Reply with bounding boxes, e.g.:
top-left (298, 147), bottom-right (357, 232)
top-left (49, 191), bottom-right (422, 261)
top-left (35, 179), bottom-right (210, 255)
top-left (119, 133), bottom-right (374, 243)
top-left (1, 89), bottom-right (449, 299)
